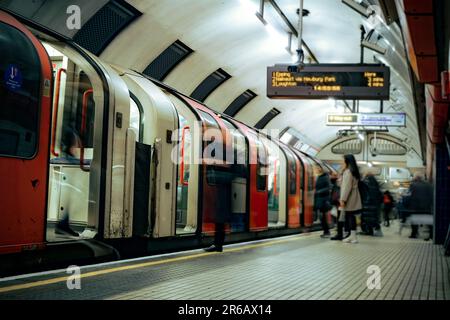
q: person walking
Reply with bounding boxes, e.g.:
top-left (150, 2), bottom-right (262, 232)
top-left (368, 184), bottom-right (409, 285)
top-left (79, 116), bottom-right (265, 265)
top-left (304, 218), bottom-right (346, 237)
top-left (383, 190), bottom-right (394, 227)
top-left (340, 154), bottom-right (362, 244)
top-left (314, 171), bottom-right (332, 238)
top-left (204, 166), bottom-right (233, 252)
top-left (408, 173), bottom-right (433, 240)
top-left (362, 173), bottom-right (383, 236)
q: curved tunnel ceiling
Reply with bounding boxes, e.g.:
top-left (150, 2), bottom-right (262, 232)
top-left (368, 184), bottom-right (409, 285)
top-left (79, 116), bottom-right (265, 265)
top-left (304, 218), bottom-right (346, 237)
top-left (0, 0), bottom-right (423, 163)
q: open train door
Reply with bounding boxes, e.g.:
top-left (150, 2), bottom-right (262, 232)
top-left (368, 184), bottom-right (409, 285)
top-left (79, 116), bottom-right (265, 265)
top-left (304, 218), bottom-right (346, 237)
top-left (0, 11), bottom-right (53, 254)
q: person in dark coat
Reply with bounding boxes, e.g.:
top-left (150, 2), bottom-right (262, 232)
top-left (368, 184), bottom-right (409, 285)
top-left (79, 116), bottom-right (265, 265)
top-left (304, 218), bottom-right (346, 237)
top-left (408, 173), bottom-right (433, 240)
top-left (204, 165), bottom-right (233, 252)
top-left (362, 174), bottom-right (383, 235)
top-left (383, 190), bottom-right (394, 227)
top-left (314, 171), bottom-right (332, 238)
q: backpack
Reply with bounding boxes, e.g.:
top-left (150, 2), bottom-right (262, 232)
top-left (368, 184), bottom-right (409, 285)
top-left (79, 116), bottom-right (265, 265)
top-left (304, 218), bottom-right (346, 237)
top-left (358, 180), bottom-right (370, 205)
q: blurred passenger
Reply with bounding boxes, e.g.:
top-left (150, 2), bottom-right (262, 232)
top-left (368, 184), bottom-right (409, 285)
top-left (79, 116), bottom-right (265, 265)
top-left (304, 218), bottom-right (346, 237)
top-left (408, 173), bottom-right (433, 240)
top-left (383, 190), bottom-right (394, 227)
top-left (204, 166), bottom-right (233, 252)
top-left (330, 172), bottom-right (347, 240)
top-left (340, 154), bottom-right (362, 244)
top-left (314, 171), bottom-right (332, 238)
top-left (397, 189), bottom-right (411, 235)
top-left (362, 174), bottom-right (383, 236)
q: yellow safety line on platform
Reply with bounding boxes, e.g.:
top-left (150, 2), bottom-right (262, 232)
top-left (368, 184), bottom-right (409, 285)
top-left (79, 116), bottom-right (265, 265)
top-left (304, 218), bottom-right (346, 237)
top-left (0, 233), bottom-right (315, 293)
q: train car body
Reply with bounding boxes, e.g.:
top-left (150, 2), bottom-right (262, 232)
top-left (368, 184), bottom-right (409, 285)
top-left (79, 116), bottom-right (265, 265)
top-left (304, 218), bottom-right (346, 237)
top-left (0, 10), bottom-right (335, 276)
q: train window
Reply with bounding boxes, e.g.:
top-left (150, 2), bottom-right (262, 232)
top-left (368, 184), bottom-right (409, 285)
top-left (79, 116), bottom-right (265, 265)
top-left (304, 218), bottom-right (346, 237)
top-left (256, 140), bottom-right (267, 191)
top-left (308, 160), bottom-right (315, 190)
top-left (180, 126), bottom-right (191, 184)
top-left (0, 22), bottom-right (41, 158)
top-left (198, 110), bottom-right (225, 185)
top-left (285, 150), bottom-right (297, 195)
top-left (176, 113), bottom-right (194, 234)
top-left (75, 71), bottom-right (95, 149)
top-left (198, 110), bottom-right (219, 131)
top-left (129, 94), bottom-right (142, 142)
top-left (221, 118), bottom-right (248, 170)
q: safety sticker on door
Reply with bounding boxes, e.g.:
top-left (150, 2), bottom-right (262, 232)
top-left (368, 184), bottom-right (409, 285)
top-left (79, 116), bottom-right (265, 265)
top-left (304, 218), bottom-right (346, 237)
top-left (43, 78), bottom-right (51, 97)
top-left (4, 64), bottom-right (23, 91)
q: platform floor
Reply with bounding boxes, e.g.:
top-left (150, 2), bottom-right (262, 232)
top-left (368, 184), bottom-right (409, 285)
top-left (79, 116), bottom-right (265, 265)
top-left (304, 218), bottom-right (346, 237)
top-left (0, 221), bottom-right (449, 300)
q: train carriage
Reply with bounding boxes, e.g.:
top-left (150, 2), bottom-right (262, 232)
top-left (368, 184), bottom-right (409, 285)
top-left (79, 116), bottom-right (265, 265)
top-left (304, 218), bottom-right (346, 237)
top-left (0, 10), bottom-right (332, 276)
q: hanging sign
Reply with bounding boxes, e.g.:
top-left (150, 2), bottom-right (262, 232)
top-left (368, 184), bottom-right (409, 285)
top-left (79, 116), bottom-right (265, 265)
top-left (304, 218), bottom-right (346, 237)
top-left (267, 64), bottom-right (390, 100)
top-left (326, 113), bottom-right (406, 127)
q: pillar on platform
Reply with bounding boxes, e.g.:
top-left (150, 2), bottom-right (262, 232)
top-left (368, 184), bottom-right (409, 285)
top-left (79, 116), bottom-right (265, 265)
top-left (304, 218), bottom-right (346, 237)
top-left (433, 141), bottom-right (450, 244)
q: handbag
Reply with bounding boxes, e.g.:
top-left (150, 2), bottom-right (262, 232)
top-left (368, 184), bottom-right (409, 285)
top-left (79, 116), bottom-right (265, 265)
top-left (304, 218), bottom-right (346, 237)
top-left (331, 206), bottom-right (338, 218)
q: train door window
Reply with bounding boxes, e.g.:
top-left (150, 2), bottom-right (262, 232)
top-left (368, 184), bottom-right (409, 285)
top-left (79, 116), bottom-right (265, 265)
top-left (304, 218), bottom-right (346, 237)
top-left (263, 139), bottom-right (280, 227)
top-left (0, 21), bottom-right (40, 158)
top-left (221, 118), bottom-right (248, 232)
top-left (129, 95), bottom-right (142, 142)
top-left (221, 119), bottom-right (248, 170)
top-left (176, 114), bottom-right (194, 234)
top-left (197, 110), bottom-right (224, 184)
top-left (285, 150), bottom-right (297, 195)
top-left (43, 41), bottom-right (105, 241)
top-left (255, 139), bottom-right (267, 192)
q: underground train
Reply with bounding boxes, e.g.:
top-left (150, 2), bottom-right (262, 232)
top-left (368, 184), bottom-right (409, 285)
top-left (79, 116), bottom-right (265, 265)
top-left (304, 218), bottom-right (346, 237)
top-left (0, 11), bottom-right (336, 275)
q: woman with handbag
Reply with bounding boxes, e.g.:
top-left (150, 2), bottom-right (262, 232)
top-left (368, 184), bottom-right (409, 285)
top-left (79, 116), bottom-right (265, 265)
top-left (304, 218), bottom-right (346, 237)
top-left (330, 172), bottom-right (350, 240)
top-left (339, 154), bottom-right (363, 244)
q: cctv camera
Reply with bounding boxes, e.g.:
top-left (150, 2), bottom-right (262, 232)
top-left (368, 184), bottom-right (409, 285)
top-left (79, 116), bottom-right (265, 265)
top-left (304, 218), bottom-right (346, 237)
top-left (287, 65), bottom-right (298, 73)
top-left (341, 0), bottom-right (374, 18)
top-left (361, 40), bottom-right (387, 55)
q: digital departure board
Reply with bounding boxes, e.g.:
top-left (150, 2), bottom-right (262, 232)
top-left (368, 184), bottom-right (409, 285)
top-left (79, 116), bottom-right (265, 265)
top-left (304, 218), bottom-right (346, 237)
top-left (267, 64), bottom-right (390, 100)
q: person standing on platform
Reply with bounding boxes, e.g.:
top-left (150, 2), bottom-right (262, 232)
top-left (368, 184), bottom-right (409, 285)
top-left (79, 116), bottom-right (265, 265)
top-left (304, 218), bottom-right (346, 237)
top-left (330, 172), bottom-right (348, 240)
top-left (339, 154), bottom-right (362, 244)
top-left (204, 166), bottom-right (233, 252)
top-left (383, 190), bottom-right (394, 227)
top-left (314, 171), bottom-right (332, 238)
top-left (363, 173), bottom-right (383, 236)
top-left (408, 173), bottom-right (433, 240)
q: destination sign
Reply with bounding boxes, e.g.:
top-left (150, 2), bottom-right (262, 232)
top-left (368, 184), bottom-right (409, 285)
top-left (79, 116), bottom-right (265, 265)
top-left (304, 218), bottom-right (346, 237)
top-left (267, 64), bottom-right (390, 100)
top-left (326, 113), bottom-right (406, 127)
